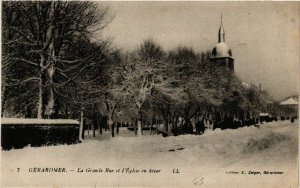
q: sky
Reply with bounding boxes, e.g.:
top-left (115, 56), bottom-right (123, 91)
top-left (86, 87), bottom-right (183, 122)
top-left (97, 1), bottom-right (299, 101)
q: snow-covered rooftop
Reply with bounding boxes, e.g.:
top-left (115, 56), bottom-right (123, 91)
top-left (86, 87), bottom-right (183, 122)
top-left (279, 98), bottom-right (298, 106)
top-left (1, 118), bottom-right (79, 125)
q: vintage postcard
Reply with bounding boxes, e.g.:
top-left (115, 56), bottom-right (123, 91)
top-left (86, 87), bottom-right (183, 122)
top-left (1, 1), bottom-right (299, 188)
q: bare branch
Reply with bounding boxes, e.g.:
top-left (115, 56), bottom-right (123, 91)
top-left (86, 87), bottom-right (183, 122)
top-left (10, 57), bottom-right (39, 67)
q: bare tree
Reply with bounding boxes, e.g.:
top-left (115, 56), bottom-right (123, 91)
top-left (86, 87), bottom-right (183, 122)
top-left (2, 1), bottom-right (112, 118)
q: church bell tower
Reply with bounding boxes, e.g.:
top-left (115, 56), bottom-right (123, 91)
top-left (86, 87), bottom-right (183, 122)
top-left (210, 15), bottom-right (234, 71)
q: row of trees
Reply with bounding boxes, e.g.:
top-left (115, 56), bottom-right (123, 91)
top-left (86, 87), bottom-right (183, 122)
top-left (101, 41), bottom-right (271, 135)
top-left (2, 2), bottom-right (271, 138)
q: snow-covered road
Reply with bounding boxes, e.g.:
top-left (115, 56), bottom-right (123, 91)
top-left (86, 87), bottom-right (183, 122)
top-left (1, 120), bottom-right (298, 188)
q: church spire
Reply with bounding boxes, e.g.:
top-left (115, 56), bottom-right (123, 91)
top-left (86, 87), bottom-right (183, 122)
top-left (221, 14), bottom-right (223, 24)
top-left (218, 14), bottom-right (225, 42)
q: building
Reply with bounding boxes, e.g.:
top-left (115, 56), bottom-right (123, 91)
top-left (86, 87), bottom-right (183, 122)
top-left (210, 16), bottom-right (234, 71)
top-left (279, 97), bottom-right (298, 118)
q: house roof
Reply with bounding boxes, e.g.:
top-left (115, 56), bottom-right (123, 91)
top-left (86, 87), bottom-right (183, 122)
top-left (279, 97), bottom-right (298, 105)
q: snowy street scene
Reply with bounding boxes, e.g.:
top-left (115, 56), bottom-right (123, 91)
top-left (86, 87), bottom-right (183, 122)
top-left (1, 1), bottom-right (299, 188)
top-left (2, 120), bottom-right (298, 187)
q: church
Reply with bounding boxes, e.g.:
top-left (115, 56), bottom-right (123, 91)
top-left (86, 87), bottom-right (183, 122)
top-left (210, 16), bottom-right (234, 71)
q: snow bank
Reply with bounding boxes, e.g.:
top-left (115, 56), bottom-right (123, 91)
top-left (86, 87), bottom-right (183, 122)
top-left (243, 132), bottom-right (288, 154)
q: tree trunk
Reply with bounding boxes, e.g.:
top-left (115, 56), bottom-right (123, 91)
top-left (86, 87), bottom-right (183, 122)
top-left (97, 114), bottom-right (102, 134)
top-left (37, 73), bottom-right (44, 119)
top-left (92, 123), bottom-right (95, 137)
top-left (111, 123), bottom-right (115, 137)
top-left (156, 118), bottom-right (159, 134)
top-left (108, 115), bottom-right (114, 137)
top-left (134, 121), bottom-right (137, 135)
top-left (79, 106), bottom-right (84, 141)
top-left (47, 65), bottom-right (55, 118)
top-left (150, 118), bottom-right (153, 135)
top-left (137, 110), bottom-right (143, 136)
top-left (45, 2), bottom-right (56, 118)
top-left (137, 120), bottom-right (143, 136)
top-left (163, 117), bottom-right (168, 133)
top-left (174, 115), bottom-right (179, 129)
top-left (116, 122), bottom-right (119, 135)
top-left (1, 79), bottom-right (6, 117)
top-left (167, 114), bottom-right (172, 134)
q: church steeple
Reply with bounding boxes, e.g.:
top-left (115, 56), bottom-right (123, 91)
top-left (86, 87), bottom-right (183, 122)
top-left (211, 14), bottom-right (234, 71)
top-left (218, 14), bottom-right (225, 42)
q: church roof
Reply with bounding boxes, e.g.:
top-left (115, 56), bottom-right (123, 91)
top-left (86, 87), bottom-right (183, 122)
top-left (211, 17), bottom-right (233, 59)
top-left (211, 42), bottom-right (233, 58)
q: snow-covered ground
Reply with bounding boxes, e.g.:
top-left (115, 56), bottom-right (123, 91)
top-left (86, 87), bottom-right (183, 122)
top-left (1, 120), bottom-right (298, 188)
